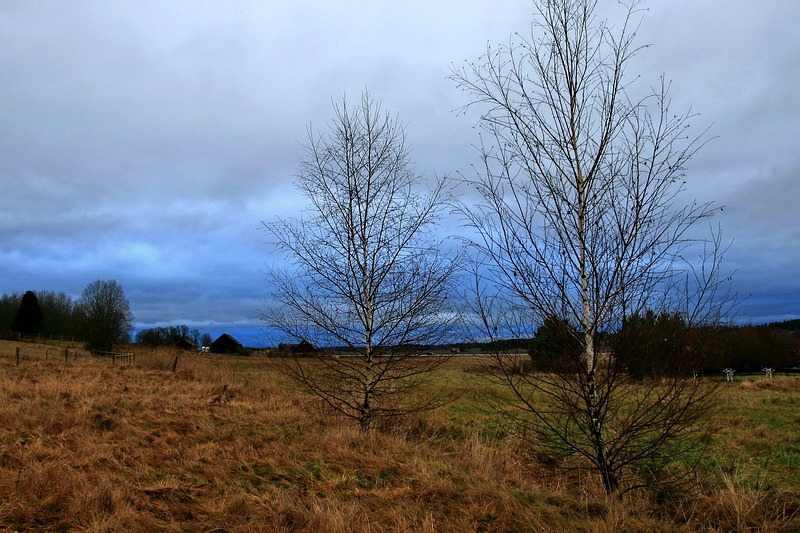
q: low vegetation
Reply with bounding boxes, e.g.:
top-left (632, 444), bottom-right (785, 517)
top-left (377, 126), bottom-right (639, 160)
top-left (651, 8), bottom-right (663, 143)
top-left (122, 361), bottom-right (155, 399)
top-left (1, 341), bottom-right (798, 531)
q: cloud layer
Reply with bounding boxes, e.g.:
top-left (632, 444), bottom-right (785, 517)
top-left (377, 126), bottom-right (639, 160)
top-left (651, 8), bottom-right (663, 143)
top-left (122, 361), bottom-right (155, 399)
top-left (2, 1), bottom-right (798, 345)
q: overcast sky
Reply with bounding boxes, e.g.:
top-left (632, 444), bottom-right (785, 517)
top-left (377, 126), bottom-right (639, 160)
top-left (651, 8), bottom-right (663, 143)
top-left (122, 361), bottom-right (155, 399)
top-left (2, 1), bottom-right (798, 346)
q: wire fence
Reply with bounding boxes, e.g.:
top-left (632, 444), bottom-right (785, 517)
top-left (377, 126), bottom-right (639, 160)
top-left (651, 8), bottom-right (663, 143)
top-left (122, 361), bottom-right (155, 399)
top-left (0, 341), bottom-right (98, 366)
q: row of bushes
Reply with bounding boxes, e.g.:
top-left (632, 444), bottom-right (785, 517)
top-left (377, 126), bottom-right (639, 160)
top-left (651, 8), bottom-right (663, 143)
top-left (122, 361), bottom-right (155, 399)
top-left (528, 313), bottom-right (799, 377)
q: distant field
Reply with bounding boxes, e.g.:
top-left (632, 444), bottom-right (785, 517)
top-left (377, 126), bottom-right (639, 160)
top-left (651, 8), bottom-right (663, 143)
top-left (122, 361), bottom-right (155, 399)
top-left (1, 340), bottom-right (798, 531)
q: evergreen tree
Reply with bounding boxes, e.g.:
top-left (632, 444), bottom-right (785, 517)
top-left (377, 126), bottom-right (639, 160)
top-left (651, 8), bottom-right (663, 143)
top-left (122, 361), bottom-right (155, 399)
top-left (12, 290), bottom-right (43, 336)
top-left (528, 316), bottom-right (582, 372)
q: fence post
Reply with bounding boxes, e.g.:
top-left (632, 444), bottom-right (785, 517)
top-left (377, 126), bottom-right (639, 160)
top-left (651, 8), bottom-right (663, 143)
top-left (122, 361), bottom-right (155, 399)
top-left (65, 347), bottom-right (69, 363)
top-left (16, 347), bottom-right (20, 367)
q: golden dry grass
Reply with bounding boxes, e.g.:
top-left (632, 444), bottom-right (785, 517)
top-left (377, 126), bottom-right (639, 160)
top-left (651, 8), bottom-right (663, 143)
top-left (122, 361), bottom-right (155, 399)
top-left (0, 341), bottom-right (798, 531)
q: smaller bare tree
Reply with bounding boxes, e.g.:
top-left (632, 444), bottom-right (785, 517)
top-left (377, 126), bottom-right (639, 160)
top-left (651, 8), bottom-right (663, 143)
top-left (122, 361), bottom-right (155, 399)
top-left (263, 92), bottom-right (460, 431)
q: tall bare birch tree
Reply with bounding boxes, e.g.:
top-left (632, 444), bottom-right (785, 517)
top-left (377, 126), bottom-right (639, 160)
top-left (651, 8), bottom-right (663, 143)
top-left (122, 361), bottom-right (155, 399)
top-left (263, 92), bottom-right (459, 432)
top-left (452, 0), bottom-right (731, 493)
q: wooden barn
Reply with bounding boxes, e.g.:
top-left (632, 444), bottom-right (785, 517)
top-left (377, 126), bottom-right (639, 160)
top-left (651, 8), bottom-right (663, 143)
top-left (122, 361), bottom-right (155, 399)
top-left (292, 339), bottom-right (317, 355)
top-left (209, 333), bottom-right (244, 354)
top-left (277, 339), bottom-right (318, 355)
top-left (176, 337), bottom-right (196, 351)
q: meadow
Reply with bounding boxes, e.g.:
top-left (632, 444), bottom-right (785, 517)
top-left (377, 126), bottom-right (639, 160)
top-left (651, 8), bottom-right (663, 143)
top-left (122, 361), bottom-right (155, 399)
top-left (1, 340), bottom-right (798, 532)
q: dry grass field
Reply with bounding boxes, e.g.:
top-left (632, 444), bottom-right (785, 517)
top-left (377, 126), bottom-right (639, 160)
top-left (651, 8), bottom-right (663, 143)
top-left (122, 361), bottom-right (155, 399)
top-left (1, 340), bottom-right (799, 532)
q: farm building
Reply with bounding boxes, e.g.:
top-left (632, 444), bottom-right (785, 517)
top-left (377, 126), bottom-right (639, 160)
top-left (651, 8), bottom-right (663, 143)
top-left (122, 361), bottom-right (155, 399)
top-left (292, 339), bottom-right (318, 354)
top-left (209, 333), bottom-right (244, 354)
top-left (176, 337), bottom-right (196, 351)
top-left (277, 339), bottom-right (318, 355)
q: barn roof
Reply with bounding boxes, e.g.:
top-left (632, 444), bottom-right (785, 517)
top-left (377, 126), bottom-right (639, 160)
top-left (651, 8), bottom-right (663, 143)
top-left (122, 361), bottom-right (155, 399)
top-left (211, 333), bottom-right (243, 346)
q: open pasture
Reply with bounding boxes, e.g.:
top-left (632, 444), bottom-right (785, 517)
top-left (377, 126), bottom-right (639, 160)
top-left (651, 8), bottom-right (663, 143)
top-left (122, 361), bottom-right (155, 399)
top-left (1, 341), bottom-right (798, 532)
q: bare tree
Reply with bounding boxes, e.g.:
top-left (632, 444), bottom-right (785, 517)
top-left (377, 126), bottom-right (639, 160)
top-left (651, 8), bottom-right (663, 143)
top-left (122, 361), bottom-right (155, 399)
top-left (451, 0), bottom-right (731, 493)
top-left (79, 279), bottom-right (134, 352)
top-left (263, 92), bottom-right (459, 432)
top-left (37, 291), bottom-right (80, 339)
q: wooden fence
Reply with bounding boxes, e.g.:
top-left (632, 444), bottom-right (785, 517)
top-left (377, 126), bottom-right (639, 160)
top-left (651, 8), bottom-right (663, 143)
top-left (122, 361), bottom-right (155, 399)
top-left (0, 344), bottom-right (81, 364)
top-left (0, 342), bottom-right (135, 366)
top-left (93, 351), bottom-right (135, 365)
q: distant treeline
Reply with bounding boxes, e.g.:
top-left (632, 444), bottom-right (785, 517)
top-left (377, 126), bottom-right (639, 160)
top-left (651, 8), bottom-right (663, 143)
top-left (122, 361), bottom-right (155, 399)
top-left (135, 325), bottom-right (212, 349)
top-left (454, 317), bottom-right (799, 375)
top-left (526, 315), bottom-right (800, 375)
top-left (766, 318), bottom-right (800, 331)
top-left (706, 324), bottom-right (799, 371)
top-left (1, 290), bottom-right (212, 351)
top-left (0, 291), bottom-right (83, 341)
